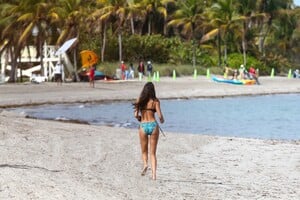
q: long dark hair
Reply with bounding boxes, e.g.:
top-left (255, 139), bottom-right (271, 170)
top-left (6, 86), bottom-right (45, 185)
top-left (133, 82), bottom-right (157, 111)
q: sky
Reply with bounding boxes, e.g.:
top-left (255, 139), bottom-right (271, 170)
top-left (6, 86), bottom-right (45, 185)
top-left (295, 0), bottom-right (300, 6)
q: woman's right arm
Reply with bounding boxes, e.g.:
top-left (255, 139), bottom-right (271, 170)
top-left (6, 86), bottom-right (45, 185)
top-left (134, 110), bottom-right (141, 121)
top-left (134, 99), bottom-right (141, 121)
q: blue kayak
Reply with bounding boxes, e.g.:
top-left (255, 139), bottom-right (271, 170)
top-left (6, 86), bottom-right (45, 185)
top-left (212, 76), bottom-right (256, 85)
top-left (212, 76), bottom-right (243, 85)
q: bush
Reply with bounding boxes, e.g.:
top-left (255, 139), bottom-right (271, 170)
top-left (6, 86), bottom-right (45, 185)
top-left (226, 53), bottom-right (267, 74)
top-left (122, 35), bottom-right (170, 63)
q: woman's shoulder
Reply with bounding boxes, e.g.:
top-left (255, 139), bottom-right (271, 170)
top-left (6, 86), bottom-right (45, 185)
top-left (151, 98), bottom-right (159, 102)
top-left (152, 98), bottom-right (160, 105)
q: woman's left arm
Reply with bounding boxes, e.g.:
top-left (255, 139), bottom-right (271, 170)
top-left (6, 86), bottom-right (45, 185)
top-left (155, 100), bottom-right (164, 123)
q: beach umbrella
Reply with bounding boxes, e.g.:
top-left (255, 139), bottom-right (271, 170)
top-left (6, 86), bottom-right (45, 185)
top-left (55, 37), bottom-right (78, 56)
top-left (80, 50), bottom-right (99, 68)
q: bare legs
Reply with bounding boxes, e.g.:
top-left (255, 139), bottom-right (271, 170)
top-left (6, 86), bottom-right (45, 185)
top-left (139, 126), bottom-right (159, 180)
top-left (150, 127), bottom-right (159, 180)
top-left (139, 129), bottom-right (148, 175)
top-left (89, 78), bottom-right (94, 88)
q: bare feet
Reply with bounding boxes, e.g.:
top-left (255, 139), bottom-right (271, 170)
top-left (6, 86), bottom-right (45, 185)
top-left (141, 166), bottom-right (148, 176)
top-left (152, 173), bottom-right (156, 180)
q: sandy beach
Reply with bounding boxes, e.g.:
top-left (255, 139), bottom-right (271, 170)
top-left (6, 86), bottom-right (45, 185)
top-left (0, 76), bottom-right (299, 200)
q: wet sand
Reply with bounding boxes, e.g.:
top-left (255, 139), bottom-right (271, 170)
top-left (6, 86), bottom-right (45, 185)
top-left (0, 76), bottom-right (299, 199)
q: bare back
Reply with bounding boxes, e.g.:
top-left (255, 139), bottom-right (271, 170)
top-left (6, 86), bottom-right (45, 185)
top-left (140, 99), bottom-right (163, 123)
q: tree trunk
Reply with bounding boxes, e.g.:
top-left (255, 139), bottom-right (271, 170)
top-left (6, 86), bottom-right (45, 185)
top-left (259, 26), bottom-right (270, 57)
top-left (218, 29), bottom-right (222, 66)
top-left (118, 30), bottom-right (122, 62)
top-left (101, 23), bottom-right (107, 62)
top-left (148, 18), bottom-right (151, 35)
top-left (192, 39), bottom-right (196, 69)
top-left (163, 17), bottom-right (167, 36)
top-left (258, 20), bottom-right (270, 57)
top-left (242, 22), bottom-right (247, 67)
top-left (8, 46), bottom-right (17, 82)
top-left (130, 17), bottom-right (135, 34)
top-left (40, 39), bottom-right (44, 76)
top-left (224, 43), bottom-right (227, 66)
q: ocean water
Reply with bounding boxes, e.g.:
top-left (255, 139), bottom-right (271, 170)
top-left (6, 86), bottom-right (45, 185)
top-left (9, 94), bottom-right (300, 140)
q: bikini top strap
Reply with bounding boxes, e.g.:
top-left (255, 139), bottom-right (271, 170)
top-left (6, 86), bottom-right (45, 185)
top-left (142, 99), bottom-right (156, 112)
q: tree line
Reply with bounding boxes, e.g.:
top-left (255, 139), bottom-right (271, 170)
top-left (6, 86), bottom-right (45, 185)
top-left (0, 0), bottom-right (300, 82)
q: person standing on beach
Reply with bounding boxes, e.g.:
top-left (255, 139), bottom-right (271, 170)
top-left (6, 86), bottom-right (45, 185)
top-left (120, 61), bottom-right (127, 80)
top-left (129, 63), bottom-right (135, 79)
top-left (133, 82), bottom-right (164, 180)
top-left (54, 61), bottom-right (63, 85)
top-left (146, 61), bottom-right (153, 77)
top-left (249, 66), bottom-right (260, 85)
top-left (89, 65), bottom-right (95, 88)
top-left (137, 61), bottom-right (145, 78)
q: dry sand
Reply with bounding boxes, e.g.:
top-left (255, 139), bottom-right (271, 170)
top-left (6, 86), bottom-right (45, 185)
top-left (0, 76), bottom-right (299, 200)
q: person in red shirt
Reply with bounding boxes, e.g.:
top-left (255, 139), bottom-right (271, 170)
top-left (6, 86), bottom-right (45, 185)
top-left (89, 65), bottom-right (95, 88)
top-left (120, 61), bottom-right (127, 80)
top-left (249, 66), bottom-right (260, 85)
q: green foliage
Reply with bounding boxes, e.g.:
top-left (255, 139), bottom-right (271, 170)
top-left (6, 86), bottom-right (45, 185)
top-left (262, 54), bottom-right (293, 76)
top-left (78, 33), bottom-right (100, 54)
top-left (2, 0), bottom-right (300, 83)
top-left (156, 64), bottom-right (194, 77)
top-left (122, 34), bottom-right (170, 63)
top-left (78, 33), bottom-right (216, 69)
top-left (226, 53), bottom-right (265, 71)
top-left (95, 62), bottom-right (213, 77)
top-left (104, 32), bottom-right (119, 61)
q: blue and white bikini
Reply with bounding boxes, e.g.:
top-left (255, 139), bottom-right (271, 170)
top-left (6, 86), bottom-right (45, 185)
top-left (140, 121), bottom-right (157, 135)
top-left (140, 103), bottom-right (157, 135)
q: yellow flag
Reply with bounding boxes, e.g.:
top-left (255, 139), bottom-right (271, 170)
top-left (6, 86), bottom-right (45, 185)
top-left (80, 50), bottom-right (99, 68)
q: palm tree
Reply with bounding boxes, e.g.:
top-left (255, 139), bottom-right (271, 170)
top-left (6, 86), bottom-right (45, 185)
top-left (236, 0), bottom-right (267, 67)
top-left (260, 3), bottom-right (297, 73)
top-left (54, 0), bottom-right (86, 45)
top-left (126, 0), bottom-right (147, 35)
top-left (168, 0), bottom-right (206, 68)
top-left (51, 0), bottom-right (93, 74)
top-left (0, 0), bottom-right (51, 82)
top-left (0, 19), bottom-right (22, 82)
top-left (90, 2), bottom-right (110, 62)
top-left (141, 0), bottom-right (173, 35)
top-left (256, 0), bottom-right (293, 55)
top-left (0, 2), bottom-right (16, 82)
top-left (210, 0), bottom-right (241, 66)
top-left (92, 0), bottom-right (128, 62)
top-left (17, 0), bottom-right (57, 75)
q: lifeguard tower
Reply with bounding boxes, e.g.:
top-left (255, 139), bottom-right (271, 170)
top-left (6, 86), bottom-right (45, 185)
top-left (0, 38), bottom-right (78, 83)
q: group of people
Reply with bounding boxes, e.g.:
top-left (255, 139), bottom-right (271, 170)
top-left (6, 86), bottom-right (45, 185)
top-left (120, 60), bottom-right (153, 80)
top-left (226, 64), bottom-right (260, 85)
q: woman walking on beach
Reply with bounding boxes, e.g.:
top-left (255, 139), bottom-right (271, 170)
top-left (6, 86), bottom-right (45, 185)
top-left (133, 82), bottom-right (164, 180)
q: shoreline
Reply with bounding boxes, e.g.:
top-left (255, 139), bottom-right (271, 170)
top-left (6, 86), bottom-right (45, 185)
top-left (2, 90), bottom-right (300, 109)
top-left (1, 76), bottom-right (300, 199)
top-left (1, 76), bottom-right (300, 108)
